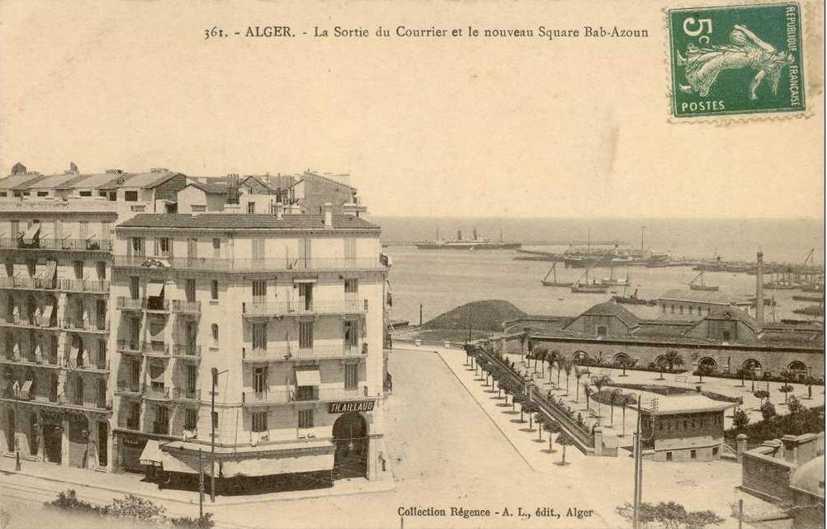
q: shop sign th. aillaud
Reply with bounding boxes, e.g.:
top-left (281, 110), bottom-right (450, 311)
top-left (328, 400), bottom-right (375, 414)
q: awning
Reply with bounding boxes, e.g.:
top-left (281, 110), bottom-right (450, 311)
top-left (22, 224), bottom-right (40, 244)
top-left (139, 439), bottom-right (163, 466)
top-left (41, 304), bottom-right (54, 323)
top-left (20, 380), bottom-right (32, 400)
top-left (295, 369), bottom-right (320, 387)
top-left (38, 260), bottom-right (57, 282)
top-left (159, 451), bottom-right (196, 474)
top-left (146, 281), bottom-right (165, 297)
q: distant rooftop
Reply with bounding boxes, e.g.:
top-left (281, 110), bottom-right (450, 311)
top-left (639, 394), bottom-right (735, 415)
top-left (658, 289), bottom-right (735, 305)
top-left (118, 213), bottom-right (380, 231)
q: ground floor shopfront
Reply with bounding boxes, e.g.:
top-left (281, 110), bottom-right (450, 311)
top-left (113, 408), bottom-right (387, 495)
top-left (0, 402), bottom-right (110, 470)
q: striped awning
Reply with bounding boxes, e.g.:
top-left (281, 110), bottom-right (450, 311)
top-left (139, 439), bottom-right (163, 466)
top-left (295, 369), bottom-right (320, 387)
top-left (146, 281), bottom-right (165, 297)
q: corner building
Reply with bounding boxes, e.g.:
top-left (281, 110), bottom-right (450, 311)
top-left (110, 206), bottom-right (390, 488)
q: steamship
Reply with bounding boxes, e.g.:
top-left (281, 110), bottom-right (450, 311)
top-left (415, 228), bottom-right (522, 250)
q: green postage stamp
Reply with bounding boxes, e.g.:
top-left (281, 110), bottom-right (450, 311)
top-left (668, 3), bottom-right (805, 118)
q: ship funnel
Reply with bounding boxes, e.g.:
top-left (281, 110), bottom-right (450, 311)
top-left (457, 230), bottom-right (462, 241)
top-left (473, 228), bottom-right (478, 241)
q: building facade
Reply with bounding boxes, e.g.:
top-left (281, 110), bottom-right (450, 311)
top-left (0, 163), bottom-right (389, 491)
top-left (639, 395), bottom-right (733, 462)
top-left (110, 206), bottom-right (390, 487)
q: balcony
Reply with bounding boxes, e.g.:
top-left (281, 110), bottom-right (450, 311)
top-left (151, 421), bottom-right (170, 436)
top-left (63, 319), bottom-right (109, 334)
top-left (144, 298), bottom-right (170, 313)
top-left (0, 351), bottom-right (60, 368)
top-left (171, 387), bottom-right (201, 402)
top-left (60, 279), bottom-right (110, 294)
top-left (0, 315), bottom-right (60, 331)
top-left (63, 357), bottom-right (110, 373)
top-left (143, 342), bottom-right (170, 357)
top-left (120, 417), bottom-right (141, 431)
top-left (171, 300), bottom-right (200, 315)
top-left (117, 297), bottom-right (144, 311)
top-left (0, 276), bottom-right (55, 291)
top-left (116, 340), bottom-right (142, 355)
top-left (0, 392), bottom-right (111, 413)
top-left (143, 384), bottom-right (171, 401)
top-left (115, 381), bottom-right (143, 397)
top-left (242, 343), bottom-right (366, 363)
top-left (0, 237), bottom-right (112, 253)
top-left (242, 299), bottom-right (367, 319)
top-left (113, 255), bottom-right (386, 274)
top-left (171, 344), bottom-right (201, 361)
top-left (241, 389), bottom-right (290, 407)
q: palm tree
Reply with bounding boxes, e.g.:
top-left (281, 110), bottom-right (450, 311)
top-left (591, 375), bottom-right (612, 420)
top-left (547, 352), bottom-right (557, 384)
top-left (574, 367), bottom-right (588, 402)
top-left (663, 350), bottom-right (684, 372)
top-left (562, 359), bottom-right (573, 396)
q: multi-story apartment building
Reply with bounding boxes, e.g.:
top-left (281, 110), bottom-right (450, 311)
top-left (0, 163), bottom-right (389, 492)
top-left (110, 204), bottom-right (390, 488)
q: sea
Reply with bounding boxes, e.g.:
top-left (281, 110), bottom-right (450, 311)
top-left (372, 217), bottom-right (825, 325)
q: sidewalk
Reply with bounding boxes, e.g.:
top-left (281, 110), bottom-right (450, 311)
top-left (0, 454), bottom-right (395, 508)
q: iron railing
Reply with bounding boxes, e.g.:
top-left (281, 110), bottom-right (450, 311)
top-left (242, 299), bottom-right (367, 317)
top-left (113, 255), bottom-right (385, 273)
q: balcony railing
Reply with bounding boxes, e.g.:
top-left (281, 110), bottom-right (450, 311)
top-left (145, 298), bottom-right (170, 312)
top-left (63, 319), bottom-right (109, 333)
top-left (143, 342), bottom-right (170, 356)
top-left (171, 344), bottom-right (201, 359)
top-left (115, 381), bottom-right (142, 395)
top-left (242, 343), bottom-right (366, 363)
top-left (113, 255), bottom-right (386, 273)
top-left (240, 386), bottom-right (371, 406)
top-left (0, 351), bottom-right (60, 367)
top-left (242, 299), bottom-right (367, 318)
top-left (0, 237), bottom-right (112, 252)
top-left (116, 340), bottom-right (142, 354)
top-left (0, 276), bottom-right (55, 290)
top-left (0, 316), bottom-right (60, 331)
top-left (171, 300), bottom-right (201, 314)
top-left (63, 357), bottom-right (110, 372)
top-left (172, 387), bottom-right (201, 402)
top-left (143, 384), bottom-right (171, 400)
top-left (117, 297), bottom-right (144, 311)
top-left (60, 279), bottom-right (110, 294)
top-left (241, 389), bottom-right (290, 406)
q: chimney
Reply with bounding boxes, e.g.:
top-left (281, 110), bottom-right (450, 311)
top-left (756, 250), bottom-right (765, 326)
top-left (275, 202), bottom-right (284, 220)
top-left (323, 202), bottom-right (333, 228)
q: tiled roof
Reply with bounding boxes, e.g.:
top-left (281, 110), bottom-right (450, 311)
top-left (21, 172), bottom-right (89, 190)
top-left (65, 172), bottom-right (136, 190)
top-left (185, 180), bottom-right (228, 194)
top-left (576, 301), bottom-right (642, 327)
top-left (118, 213), bottom-right (381, 231)
top-left (99, 169), bottom-right (178, 189)
top-left (0, 173), bottom-right (50, 190)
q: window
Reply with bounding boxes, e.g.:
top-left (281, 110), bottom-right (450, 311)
top-left (5, 262), bottom-right (12, 277)
top-left (299, 321), bottom-right (313, 349)
top-left (666, 451), bottom-right (673, 462)
top-left (252, 411), bottom-right (268, 432)
top-left (211, 324), bottom-right (219, 347)
top-left (212, 238), bottom-right (221, 258)
top-left (96, 261), bottom-right (106, 280)
top-left (670, 304), bottom-right (675, 314)
top-left (690, 449), bottom-right (697, 459)
top-left (79, 221), bottom-right (88, 239)
top-left (97, 380), bottom-right (106, 406)
top-left (0, 192), bottom-right (6, 197)
top-left (157, 407), bottom-right (169, 433)
top-left (252, 280), bottom-right (267, 299)
top-left (252, 323), bottom-right (267, 351)
top-left (344, 279), bottom-right (358, 295)
top-left (712, 447), bottom-right (719, 456)
top-left (131, 237), bottom-right (145, 257)
top-left (73, 261), bottom-right (84, 280)
top-left (9, 221), bottom-right (18, 238)
top-left (185, 409), bottom-right (198, 431)
top-left (185, 279), bottom-right (196, 302)
top-left (722, 330), bottom-right (731, 342)
top-left (124, 191), bottom-right (138, 202)
top-left (679, 306), bottom-right (684, 314)
top-left (210, 280), bottom-right (219, 300)
top-left (187, 238), bottom-right (198, 259)
top-left (37, 191), bottom-right (48, 197)
top-left (75, 377), bottom-right (84, 404)
top-left (344, 239), bottom-right (356, 260)
top-left (158, 238), bottom-right (171, 257)
top-left (345, 363), bottom-right (358, 390)
top-left (79, 191), bottom-right (92, 197)
top-left (689, 306), bottom-right (694, 315)
top-left (596, 326), bottom-right (607, 338)
top-left (344, 320), bottom-right (358, 346)
top-left (26, 260), bottom-right (35, 277)
top-left (130, 276), bottom-right (140, 299)
top-left (298, 409), bottom-right (314, 429)
top-left (211, 411), bottom-right (219, 430)
top-left (253, 366), bottom-right (268, 393)
top-left (252, 239), bottom-right (265, 260)
top-left (247, 202), bottom-right (256, 214)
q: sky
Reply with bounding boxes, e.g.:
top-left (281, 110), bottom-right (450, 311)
top-left (0, 0), bottom-right (823, 219)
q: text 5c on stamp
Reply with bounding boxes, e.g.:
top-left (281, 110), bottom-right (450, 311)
top-left (668, 3), bottom-right (804, 118)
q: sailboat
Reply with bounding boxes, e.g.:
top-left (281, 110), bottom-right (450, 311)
top-left (689, 271), bottom-right (719, 292)
top-left (599, 265), bottom-right (631, 287)
top-left (541, 263), bottom-right (573, 287)
top-left (571, 265), bottom-right (609, 294)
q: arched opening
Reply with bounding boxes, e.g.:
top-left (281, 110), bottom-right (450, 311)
top-left (698, 357), bottom-right (718, 372)
top-left (788, 361), bottom-right (808, 379)
top-left (332, 412), bottom-right (367, 479)
top-left (572, 351), bottom-right (591, 365)
top-left (613, 352), bottom-right (632, 367)
top-left (742, 358), bottom-right (762, 377)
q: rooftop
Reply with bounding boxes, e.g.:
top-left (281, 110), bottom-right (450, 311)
top-left (639, 394), bottom-right (735, 415)
top-left (573, 301), bottom-right (641, 328)
top-left (118, 213), bottom-right (381, 231)
top-left (658, 289), bottom-right (735, 305)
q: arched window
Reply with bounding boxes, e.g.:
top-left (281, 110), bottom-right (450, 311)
top-left (211, 324), bottom-right (219, 346)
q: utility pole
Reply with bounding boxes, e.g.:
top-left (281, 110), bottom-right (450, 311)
top-left (198, 449), bottom-right (204, 519)
top-left (419, 304), bottom-right (423, 327)
top-left (632, 397), bottom-right (643, 529)
top-left (210, 367), bottom-right (217, 502)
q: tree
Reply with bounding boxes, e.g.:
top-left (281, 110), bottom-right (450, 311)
top-left (609, 389), bottom-right (623, 427)
top-left (556, 431), bottom-right (574, 465)
top-left (753, 389), bottom-right (770, 404)
top-left (536, 413), bottom-right (544, 441)
top-left (779, 383), bottom-right (794, 404)
top-left (696, 363), bottom-right (714, 383)
top-left (616, 501), bottom-right (724, 529)
top-left (544, 419), bottom-right (560, 453)
top-left (732, 408), bottom-right (750, 431)
top-left (591, 375), bottom-right (612, 419)
top-left (760, 400), bottom-right (776, 421)
top-left (662, 350), bottom-right (684, 372)
top-left (788, 395), bottom-right (806, 415)
top-left (562, 359), bottom-right (573, 396)
top-left (619, 393), bottom-right (636, 438)
top-left (546, 351), bottom-right (557, 383)
top-left (535, 350), bottom-right (547, 376)
top-left (574, 367), bottom-right (588, 402)
top-left (584, 384), bottom-right (592, 411)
